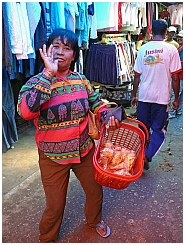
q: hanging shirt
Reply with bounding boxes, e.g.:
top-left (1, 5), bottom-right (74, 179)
top-left (26, 2), bottom-right (41, 41)
top-left (95, 2), bottom-right (118, 31)
top-left (167, 4), bottom-right (183, 27)
top-left (50, 2), bottom-right (65, 31)
top-left (88, 2), bottom-right (98, 39)
top-left (66, 2), bottom-right (79, 32)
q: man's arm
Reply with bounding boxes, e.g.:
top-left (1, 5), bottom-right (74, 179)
top-left (131, 73), bottom-right (140, 107)
top-left (171, 73), bottom-right (180, 110)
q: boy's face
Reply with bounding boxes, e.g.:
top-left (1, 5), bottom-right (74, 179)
top-left (176, 37), bottom-right (183, 46)
top-left (167, 31), bottom-right (175, 39)
top-left (145, 32), bottom-right (152, 41)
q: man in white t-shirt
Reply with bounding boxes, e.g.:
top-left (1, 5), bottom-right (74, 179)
top-left (131, 19), bottom-right (181, 170)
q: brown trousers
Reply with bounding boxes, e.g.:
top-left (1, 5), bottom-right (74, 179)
top-left (38, 146), bottom-right (103, 242)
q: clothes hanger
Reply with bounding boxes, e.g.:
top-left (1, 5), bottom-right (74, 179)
top-left (97, 37), bottom-right (112, 44)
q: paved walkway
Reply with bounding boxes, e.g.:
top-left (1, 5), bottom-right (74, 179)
top-left (2, 111), bottom-right (183, 243)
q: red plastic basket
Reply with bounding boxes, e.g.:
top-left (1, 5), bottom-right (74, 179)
top-left (93, 117), bottom-right (149, 190)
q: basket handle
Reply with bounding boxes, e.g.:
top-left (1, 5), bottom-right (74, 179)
top-left (124, 117), bottom-right (150, 149)
top-left (94, 102), bottom-right (118, 115)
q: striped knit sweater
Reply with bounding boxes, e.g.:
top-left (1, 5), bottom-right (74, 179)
top-left (17, 70), bottom-right (107, 164)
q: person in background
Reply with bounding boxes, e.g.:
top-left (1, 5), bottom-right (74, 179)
top-left (17, 28), bottom-right (120, 242)
top-left (136, 27), bottom-right (152, 51)
top-left (176, 30), bottom-right (183, 115)
top-left (165, 26), bottom-right (180, 119)
top-left (164, 26), bottom-right (179, 48)
top-left (131, 19), bottom-right (181, 170)
top-left (169, 30), bottom-right (183, 118)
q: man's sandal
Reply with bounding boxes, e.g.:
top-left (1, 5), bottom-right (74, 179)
top-left (95, 220), bottom-right (111, 238)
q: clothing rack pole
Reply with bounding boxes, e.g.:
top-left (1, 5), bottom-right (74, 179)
top-left (158, 2), bottom-right (168, 9)
top-left (102, 33), bottom-right (127, 39)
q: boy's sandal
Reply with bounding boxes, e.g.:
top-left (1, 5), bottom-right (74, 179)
top-left (95, 220), bottom-right (111, 238)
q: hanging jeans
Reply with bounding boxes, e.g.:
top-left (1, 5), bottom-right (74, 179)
top-left (2, 66), bottom-right (18, 153)
top-left (137, 101), bottom-right (168, 161)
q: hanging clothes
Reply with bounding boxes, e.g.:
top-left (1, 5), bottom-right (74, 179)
top-left (85, 32), bottom-right (135, 86)
top-left (95, 2), bottom-right (118, 31)
top-left (118, 42), bottom-right (134, 83)
top-left (2, 2), bottom-right (39, 60)
top-left (66, 2), bottom-right (79, 32)
top-left (2, 12), bottom-right (12, 74)
top-left (85, 43), bottom-right (118, 85)
top-left (75, 2), bottom-right (89, 49)
top-left (50, 2), bottom-right (66, 30)
top-left (167, 3), bottom-right (183, 27)
top-left (119, 2), bottom-right (147, 33)
top-left (2, 67), bottom-right (18, 153)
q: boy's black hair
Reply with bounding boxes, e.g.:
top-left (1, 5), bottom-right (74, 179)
top-left (152, 19), bottom-right (168, 36)
top-left (46, 28), bottom-right (80, 63)
top-left (141, 27), bottom-right (148, 36)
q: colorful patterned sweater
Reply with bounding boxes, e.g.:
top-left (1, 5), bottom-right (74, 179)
top-left (17, 70), bottom-right (107, 164)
